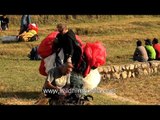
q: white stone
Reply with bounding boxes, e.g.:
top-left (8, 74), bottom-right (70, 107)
top-left (103, 67), bottom-right (108, 73)
top-left (150, 68), bottom-right (154, 73)
top-left (114, 66), bottom-right (119, 72)
top-left (154, 67), bottom-right (158, 73)
top-left (122, 65), bottom-right (126, 70)
top-left (137, 63), bottom-right (141, 68)
top-left (143, 69), bottom-right (148, 75)
top-left (122, 71), bottom-right (127, 79)
top-left (111, 67), bottom-right (115, 72)
top-left (134, 64), bottom-right (138, 69)
top-left (98, 67), bottom-right (104, 73)
top-left (129, 64), bottom-right (134, 70)
top-left (141, 63), bottom-right (149, 69)
top-left (107, 67), bottom-right (112, 72)
top-left (149, 61), bottom-right (159, 67)
top-left (113, 73), bottom-right (120, 79)
top-left (106, 74), bottom-right (111, 80)
top-left (119, 66), bottom-right (122, 72)
top-left (131, 72), bottom-right (135, 78)
top-left (148, 68), bottom-right (151, 74)
top-left (128, 71), bottom-right (132, 78)
top-left (137, 68), bottom-right (143, 75)
top-left (125, 65), bottom-right (130, 70)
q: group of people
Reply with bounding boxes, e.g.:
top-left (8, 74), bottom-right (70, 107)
top-left (133, 38), bottom-right (160, 62)
top-left (0, 15), bottom-right (38, 42)
top-left (36, 23), bottom-right (106, 105)
top-left (0, 14), bottom-right (30, 32)
top-left (17, 15), bottom-right (39, 42)
top-left (4, 15), bottom-right (160, 105)
top-left (2, 15), bottom-right (160, 105)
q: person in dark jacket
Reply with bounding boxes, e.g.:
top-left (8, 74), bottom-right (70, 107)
top-left (54, 23), bottom-right (83, 71)
top-left (0, 15), bottom-right (9, 31)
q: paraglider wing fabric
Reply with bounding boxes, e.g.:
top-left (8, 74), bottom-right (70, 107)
top-left (83, 68), bottom-right (101, 91)
top-left (83, 42), bottom-right (107, 77)
top-left (38, 32), bottom-right (59, 58)
top-left (39, 60), bottom-right (47, 76)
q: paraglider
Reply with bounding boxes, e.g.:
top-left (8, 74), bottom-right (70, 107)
top-left (38, 24), bottom-right (107, 105)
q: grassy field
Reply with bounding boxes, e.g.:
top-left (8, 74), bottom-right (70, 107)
top-left (0, 15), bottom-right (160, 105)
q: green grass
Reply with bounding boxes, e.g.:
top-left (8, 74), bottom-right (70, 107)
top-left (0, 57), bottom-right (44, 93)
top-left (0, 15), bottom-right (160, 105)
top-left (0, 56), bottom-right (137, 105)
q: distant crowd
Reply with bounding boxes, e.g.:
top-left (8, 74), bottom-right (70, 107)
top-left (133, 38), bottom-right (160, 62)
top-left (1, 14), bottom-right (160, 63)
top-left (0, 15), bottom-right (38, 42)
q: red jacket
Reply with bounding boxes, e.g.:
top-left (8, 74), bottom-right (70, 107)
top-left (153, 43), bottom-right (160, 59)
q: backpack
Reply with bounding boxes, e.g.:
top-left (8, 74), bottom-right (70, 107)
top-left (29, 46), bottom-right (42, 60)
top-left (38, 32), bottom-right (59, 59)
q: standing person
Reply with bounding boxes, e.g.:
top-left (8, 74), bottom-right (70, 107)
top-left (145, 39), bottom-right (156, 61)
top-left (54, 23), bottom-right (85, 90)
top-left (152, 38), bottom-right (160, 60)
top-left (133, 40), bottom-right (148, 62)
top-left (0, 15), bottom-right (9, 31)
top-left (42, 23), bottom-right (87, 105)
top-left (54, 23), bottom-right (83, 70)
top-left (19, 15), bottom-right (31, 35)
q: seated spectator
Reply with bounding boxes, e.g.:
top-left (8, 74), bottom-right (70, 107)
top-left (0, 15), bottom-right (9, 31)
top-left (133, 40), bottom-right (148, 62)
top-left (152, 38), bottom-right (160, 60)
top-left (145, 39), bottom-right (156, 61)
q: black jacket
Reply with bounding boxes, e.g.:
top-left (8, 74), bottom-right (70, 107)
top-left (54, 29), bottom-right (82, 69)
top-left (0, 16), bottom-right (9, 30)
